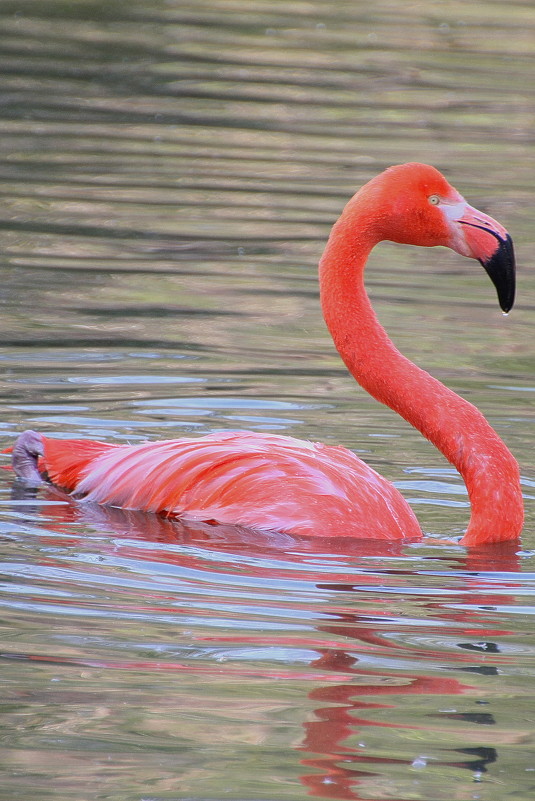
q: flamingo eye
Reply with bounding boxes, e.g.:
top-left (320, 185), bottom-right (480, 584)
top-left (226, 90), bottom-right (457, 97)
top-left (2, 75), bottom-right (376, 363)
top-left (429, 195), bottom-right (440, 206)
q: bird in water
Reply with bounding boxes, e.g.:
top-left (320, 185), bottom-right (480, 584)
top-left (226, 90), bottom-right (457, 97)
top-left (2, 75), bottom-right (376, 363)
top-left (10, 163), bottom-right (523, 546)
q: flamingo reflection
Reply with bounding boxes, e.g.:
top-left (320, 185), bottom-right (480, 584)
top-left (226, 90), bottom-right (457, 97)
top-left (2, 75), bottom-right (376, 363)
top-left (9, 485), bottom-right (521, 800)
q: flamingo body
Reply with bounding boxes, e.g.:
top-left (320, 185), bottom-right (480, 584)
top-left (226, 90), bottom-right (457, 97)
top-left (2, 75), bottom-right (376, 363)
top-left (33, 430), bottom-right (421, 540)
top-left (11, 163), bottom-right (524, 545)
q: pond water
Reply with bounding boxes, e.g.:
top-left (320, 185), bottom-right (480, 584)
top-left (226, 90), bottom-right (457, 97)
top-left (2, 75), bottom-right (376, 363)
top-left (1, 1), bottom-right (535, 800)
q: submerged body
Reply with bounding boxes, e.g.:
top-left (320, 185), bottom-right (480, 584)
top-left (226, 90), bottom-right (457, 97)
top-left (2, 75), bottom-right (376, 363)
top-left (11, 163), bottom-right (524, 546)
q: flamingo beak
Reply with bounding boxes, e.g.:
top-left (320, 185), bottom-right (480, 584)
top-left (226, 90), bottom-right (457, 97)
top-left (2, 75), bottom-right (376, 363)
top-left (456, 204), bottom-right (516, 314)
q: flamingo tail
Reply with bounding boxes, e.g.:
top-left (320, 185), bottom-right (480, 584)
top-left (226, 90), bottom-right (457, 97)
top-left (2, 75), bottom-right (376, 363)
top-left (12, 430), bottom-right (115, 490)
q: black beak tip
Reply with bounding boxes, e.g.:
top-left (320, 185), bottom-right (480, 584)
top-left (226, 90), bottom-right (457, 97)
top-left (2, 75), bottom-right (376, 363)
top-left (480, 233), bottom-right (516, 314)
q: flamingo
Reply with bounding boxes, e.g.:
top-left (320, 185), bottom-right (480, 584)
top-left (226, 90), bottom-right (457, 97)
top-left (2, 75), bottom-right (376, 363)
top-left (11, 163), bottom-right (523, 546)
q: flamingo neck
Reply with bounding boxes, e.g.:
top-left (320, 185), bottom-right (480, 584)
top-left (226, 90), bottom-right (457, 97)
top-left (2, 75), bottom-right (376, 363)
top-left (319, 196), bottom-right (523, 545)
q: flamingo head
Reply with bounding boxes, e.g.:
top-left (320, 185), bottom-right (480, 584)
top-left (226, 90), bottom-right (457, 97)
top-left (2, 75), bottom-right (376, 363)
top-left (367, 163), bottom-right (516, 313)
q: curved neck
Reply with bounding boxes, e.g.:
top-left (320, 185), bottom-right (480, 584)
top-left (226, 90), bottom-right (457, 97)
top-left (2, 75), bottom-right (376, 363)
top-left (319, 197), bottom-right (523, 545)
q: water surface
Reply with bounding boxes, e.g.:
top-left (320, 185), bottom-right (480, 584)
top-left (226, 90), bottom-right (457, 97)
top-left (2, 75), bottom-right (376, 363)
top-left (1, 2), bottom-right (535, 800)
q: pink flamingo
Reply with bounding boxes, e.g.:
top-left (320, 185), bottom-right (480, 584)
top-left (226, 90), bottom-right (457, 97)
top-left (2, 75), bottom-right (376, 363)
top-left (11, 163), bottom-right (523, 546)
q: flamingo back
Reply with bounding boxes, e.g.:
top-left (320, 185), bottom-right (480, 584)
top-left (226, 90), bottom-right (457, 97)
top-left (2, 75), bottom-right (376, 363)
top-left (38, 431), bottom-right (422, 540)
